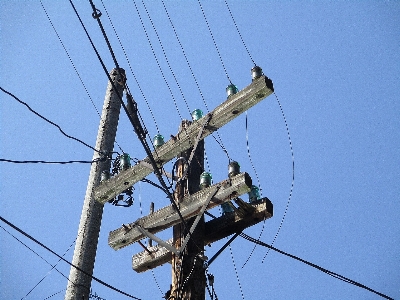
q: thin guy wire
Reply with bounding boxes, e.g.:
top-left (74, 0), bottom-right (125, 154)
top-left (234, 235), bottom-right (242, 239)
top-left (229, 245), bottom-right (245, 300)
top-left (43, 289), bottom-right (66, 300)
top-left (161, 0), bottom-right (232, 162)
top-left (40, 0), bottom-right (124, 153)
top-left (131, 0), bottom-right (183, 121)
top-left (240, 233), bottom-right (393, 300)
top-left (197, 0), bottom-right (232, 83)
top-left (241, 111), bottom-right (265, 267)
top-left (262, 92), bottom-right (295, 263)
top-left (140, 0), bottom-right (191, 117)
top-left (0, 216), bottom-right (142, 300)
top-left (0, 87), bottom-right (103, 155)
top-left (224, 0), bottom-right (256, 66)
top-left (99, 0), bottom-right (160, 134)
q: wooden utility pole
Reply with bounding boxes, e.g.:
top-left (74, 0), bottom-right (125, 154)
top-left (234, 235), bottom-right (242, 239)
top-left (65, 68), bottom-right (125, 300)
top-left (96, 73), bottom-right (274, 299)
top-left (171, 120), bottom-right (206, 299)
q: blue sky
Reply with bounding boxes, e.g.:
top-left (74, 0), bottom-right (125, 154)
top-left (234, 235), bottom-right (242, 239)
top-left (1, 1), bottom-right (399, 299)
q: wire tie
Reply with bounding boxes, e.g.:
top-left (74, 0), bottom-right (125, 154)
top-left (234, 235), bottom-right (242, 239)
top-left (92, 8), bottom-right (102, 19)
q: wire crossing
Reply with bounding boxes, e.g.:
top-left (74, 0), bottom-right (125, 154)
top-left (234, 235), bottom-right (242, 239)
top-left (0, 216), bottom-right (142, 300)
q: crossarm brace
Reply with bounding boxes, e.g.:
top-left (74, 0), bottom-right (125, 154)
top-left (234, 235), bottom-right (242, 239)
top-left (179, 185), bottom-right (220, 253)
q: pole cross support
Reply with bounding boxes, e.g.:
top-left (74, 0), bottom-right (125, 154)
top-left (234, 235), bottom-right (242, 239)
top-left (181, 113), bottom-right (212, 181)
top-left (179, 185), bottom-right (220, 253)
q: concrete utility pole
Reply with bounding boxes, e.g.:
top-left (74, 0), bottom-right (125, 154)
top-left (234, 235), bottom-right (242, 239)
top-left (171, 121), bottom-right (206, 300)
top-left (65, 68), bottom-right (125, 300)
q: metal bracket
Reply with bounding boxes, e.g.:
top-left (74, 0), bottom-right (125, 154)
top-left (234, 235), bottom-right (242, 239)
top-left (179, 185), bottom-right (220, 253)
top-left (136, 224), bottom-right (180, 256)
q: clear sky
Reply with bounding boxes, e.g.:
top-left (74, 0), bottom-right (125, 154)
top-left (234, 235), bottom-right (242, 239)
top-left (1, 1), bottom-right (399, 299)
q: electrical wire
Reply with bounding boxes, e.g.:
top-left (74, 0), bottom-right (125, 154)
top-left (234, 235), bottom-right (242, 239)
top-left (40, 0), bottom-right (124, 154)
top-left (197, 0), bottom-right (232, 84)
top-left (262, 92), bottom-right (295, 263)
top-left (0, 158), bottom-right (107, 165)
top-left (223, 0), bottom-right (255, 66)
top-left (0, 87), bottom-right (104, 155)
top-left (0, 216), bottom-right (142, 300)
top-left (43, 289), bottom-right (66, 300)
top-left (0, 225), bottom-right (71, 299)
top-left (241, 111), bottom-right (265, 268)
top-left (98, 0), bottom-right (160, 134)
top-left (161, 0), bottom-right (231, 162)
top-left (229, 245), bottom-right (244, 300)
top-left (239, 232), bottom-right (394, 300)
top-left (69, 0), bottom-right (189, 235)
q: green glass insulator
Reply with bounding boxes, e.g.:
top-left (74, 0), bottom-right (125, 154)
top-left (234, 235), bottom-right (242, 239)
top-left (200, 172), bottom-right (212, 189)
top-left (228, 161), bottom-right (240, 178)
top-left (248, 185), bottom-right (261, 203)
top-left (191, 109), bottom-right (203, 121)
top-left (100, 170), bottom-right (110, 182)
top-left (226, 84), bottom-right (238, 98)
top-left (119, 153), bottom-right (131, 170)
top-left (153, 134), bottom-right (165, 148)
top-left (221, 202), bottom-right (234, 214)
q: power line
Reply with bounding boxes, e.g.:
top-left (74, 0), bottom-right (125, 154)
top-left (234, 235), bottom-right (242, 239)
top-left (223, 0), bottom-right (256, 66)
top-left (98, 0), bottom-right (161, 134)
top-left (0, 87), bottom-right (104, 155)
top-left (239, 233), bottom-right (394, 300)
top-left (197, 0), bottom-right (232, 84)
top-left (262, 92), bottom-right (295, 263)
top-left (0, 225), bottom-right (71, 299)
top-left (40, 0), bottom-right (124, 154)
top-left (0, 158), bottom-right (107, 165)
top-left (0, 216), bottom-right (142, 300)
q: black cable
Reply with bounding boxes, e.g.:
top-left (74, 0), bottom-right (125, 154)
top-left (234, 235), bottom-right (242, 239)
top-left (0, 225), bottom-right (73, 299)
top-left (0, 158), bottom-right (107, 164)
top-left (0, 87), bottom-right (103, 155)
top-left (0, 216), bottom-right (141, 300)
top-left (239, 233), bottom-right (394, 300)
